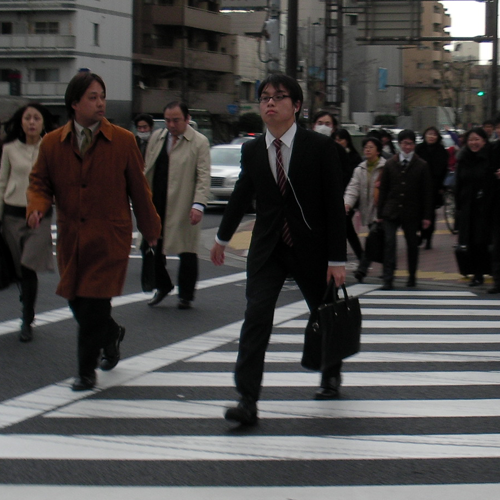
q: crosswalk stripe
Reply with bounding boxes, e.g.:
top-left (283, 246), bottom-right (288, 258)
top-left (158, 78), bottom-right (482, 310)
top-left (360, 298), bottom-right (500, 305)
top-left (189, 351), bottom-right (500, 363)
top-left (1, 484), bottom-right (500, 500)
top-left (124, 371), bottom-right (500, 387)
top-left (2, 433), bottom-right (500, 460)
top-left (43, 399), bottom-right (500, 419)
top-left (271, 333), bottom-right (500, 344)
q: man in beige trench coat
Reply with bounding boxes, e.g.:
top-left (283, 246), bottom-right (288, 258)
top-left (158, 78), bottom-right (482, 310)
top-left (27, 71), bottom-right (161, 391)
top-left (144, 101), bottom-right (210, 310)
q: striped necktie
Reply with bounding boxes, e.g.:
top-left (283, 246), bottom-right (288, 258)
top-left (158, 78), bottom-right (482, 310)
top-left (80, 128), bottom-right (92, 155)
top-left (273, 139), bottom-right (293, 247)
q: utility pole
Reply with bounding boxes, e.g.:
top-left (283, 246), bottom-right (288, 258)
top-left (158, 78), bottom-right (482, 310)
top-left (264, 0), bottom-right (281, 73)
top-left (286, 0), bottom-right (298, 78)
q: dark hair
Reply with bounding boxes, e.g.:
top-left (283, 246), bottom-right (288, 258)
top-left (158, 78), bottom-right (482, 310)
top-left (164, 101), bottom-right (190, 120)
top-left (362, 137), bottom-right (383, 154)
top-left (311, 110), bottom-right (338, 129)
top-left (366, 129), bottom-right (382, 141)
top-left (483, 119), bottom-right (495, 127)
top-left (379, 129), bottom-right (396, 153)
top-left (422, 126), bottom-right (442, 145)
top-left (134, 113), bottom-right (154, 128)
top-left (464, 126), bottom-right (488, 145)
top-left (336, 128), bottom-right (360, 155)
top-left (65, 71), bottom-right (106, 118)
top-left (3, 102), bottom-right (53, 144)
top-left (397, 129), bottom-right (416, 144)
top-left (257, 73), bottom-right (303, 116)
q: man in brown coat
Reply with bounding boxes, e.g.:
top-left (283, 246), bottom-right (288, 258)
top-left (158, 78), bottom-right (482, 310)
top-left (27, 71), bottom-right (161, 391)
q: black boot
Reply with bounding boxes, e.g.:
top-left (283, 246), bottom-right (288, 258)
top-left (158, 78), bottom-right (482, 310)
top-left (19, 267), bottom-right (38, 343)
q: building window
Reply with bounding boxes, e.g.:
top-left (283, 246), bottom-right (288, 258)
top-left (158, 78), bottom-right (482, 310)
top-left (1, 22), bottom-right (13, 34)
top-left (93, 23), bottom-right (100, 46)
top-left (34, 22), bottom-right (59, 34)
top-left (433, 42), bottom-right (440, 51)
top-left (416, 62), bottom-right (425, 69)
top-left (347, 15), bottom-right (357, 26)
top-left (34, 68), bottom-right (60, 82)
top-left (433, 23), bottom-right (440, 33)
top-left (433, 61), bottom-right (440, 70)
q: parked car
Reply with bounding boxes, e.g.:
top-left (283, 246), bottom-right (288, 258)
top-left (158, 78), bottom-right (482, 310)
top-left (230, 133), bottom-right (261, 144)
top-left (208, 144), bottom-right (243, 205)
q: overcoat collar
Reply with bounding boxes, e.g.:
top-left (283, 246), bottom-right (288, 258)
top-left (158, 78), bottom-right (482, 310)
top-left (60, 117), bottom-right (114, 144)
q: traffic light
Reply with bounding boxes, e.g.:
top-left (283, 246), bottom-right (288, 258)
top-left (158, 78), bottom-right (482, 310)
top-left (477, 90), bottom-right (485, 96)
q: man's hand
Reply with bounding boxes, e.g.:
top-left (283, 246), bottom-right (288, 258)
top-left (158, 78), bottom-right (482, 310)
top-left (422, 219), bottom-right (431, 230)
top-left (210, 242), bottom-right (225, 266)
top-left (345, 204), bottom-right (351, 214)
top-left (190, 208), bottom-right (203, 225)
top-left (27, 211), bottom-right (43, 229)
top-left (327, 265), bottom-right (346, 288)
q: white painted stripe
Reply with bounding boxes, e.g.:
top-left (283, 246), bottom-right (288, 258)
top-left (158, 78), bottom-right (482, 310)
top-left (125, 371), bottom-right (500, 387)
top-left (360, 298), bottom-right (500, 306)
top-left (360, 308), bottom-right (500, 316)
top-left (367, 290), bottom-right (476, 296)
top-left (2, 433), bottom-right (500, 460)
top-left (1, 484), bottom-right (500, 500)
top-left (189, 351), bottom-right (500, 364)
top-left (44, 399), bottom-right (500, 420)
top-left (271, 333), bottom-right (500, 344)
top-left (362, 320), bottom-right (500, 329)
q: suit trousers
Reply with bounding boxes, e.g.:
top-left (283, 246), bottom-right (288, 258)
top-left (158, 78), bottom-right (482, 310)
top-left (143, 239), bottom-right (197, 301)
top-left (382, 218), bottom-right (420, 283)
top-left (68, 297), bottom-right (119, 378)
top-left (235, 241), bottom-right (342, 402)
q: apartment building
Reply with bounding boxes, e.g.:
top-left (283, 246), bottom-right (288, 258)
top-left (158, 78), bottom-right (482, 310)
top-left (402, 0), bottom-right (452, 113)
top-left (132, 0), bottom-right (237, 140)
top-left (0, 0), bottom-right (134, 126)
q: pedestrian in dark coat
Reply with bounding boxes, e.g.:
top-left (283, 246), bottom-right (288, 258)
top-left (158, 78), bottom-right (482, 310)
top-left (455, 127), bottom-right (494, 286)
top-left (415, 126), bottom-right (449, 249)
top-left (487, 139), bottom-right (500, 293)
top-left (377, 129), bottom-right (433, 289)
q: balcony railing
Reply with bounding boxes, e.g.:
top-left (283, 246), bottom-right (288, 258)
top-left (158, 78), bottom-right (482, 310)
top-left (0, 34), bottom-right (76, 50)
top-left (0, 1), bottom-right (76, 10)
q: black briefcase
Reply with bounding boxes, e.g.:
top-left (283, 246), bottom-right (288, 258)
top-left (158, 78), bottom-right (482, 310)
top-left (302, 282), bottom-right (362, 371)
top-left (454, 244), bottom-right (472, 276)
top-left (364, 222), bottom-right (385, 264)
top-left (0, 232), bottom-right (16, 290)
top-left (141, 246), bottom-right (156, 292)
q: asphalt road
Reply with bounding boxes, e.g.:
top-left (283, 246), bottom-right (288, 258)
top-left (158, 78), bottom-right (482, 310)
top-left (1, 209), bottom-right (500, 499)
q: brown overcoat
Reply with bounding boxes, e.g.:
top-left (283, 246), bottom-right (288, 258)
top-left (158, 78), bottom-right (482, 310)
top-left (27, 118), bottom-right (161, 300)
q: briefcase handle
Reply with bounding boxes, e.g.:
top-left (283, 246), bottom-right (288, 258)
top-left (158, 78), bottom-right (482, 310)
top-left (321, 280), bottom-right (349, 306)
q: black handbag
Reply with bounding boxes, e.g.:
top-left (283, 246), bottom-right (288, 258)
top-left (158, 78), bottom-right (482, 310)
top-left (0, 230), bottom-right (17, 290)
top-left (141, 245), bottom-right (156, 292)
top-left (364, 221), bottom-right (385, 263)
top-left (302, 282), bottom-right (362, 371)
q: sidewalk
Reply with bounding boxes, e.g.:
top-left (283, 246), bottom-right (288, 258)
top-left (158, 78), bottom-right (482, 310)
top-left (221, 211), bottom-right (489, 288)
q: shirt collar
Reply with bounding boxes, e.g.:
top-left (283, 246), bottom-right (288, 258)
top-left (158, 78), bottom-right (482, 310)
top-left (74, 120), bottom-right (100, 136)
top-left (399, 151), bottom-right (414, 163)
top-left (265, 122), bottom-right (297, 149)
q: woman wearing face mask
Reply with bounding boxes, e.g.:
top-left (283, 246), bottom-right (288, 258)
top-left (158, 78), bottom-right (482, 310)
top-left (312, 113), bottom-right (364, 261)
top-left (455, 127), bottom-right (494, 286)
top-left (133, 113), bottom-right (154, 159)
top-left (344, 138), bottom-right (386, 282)
top-left (0, 103), bottom-right (54, 341)
top-left (415, 126), bottom-right (449, 249)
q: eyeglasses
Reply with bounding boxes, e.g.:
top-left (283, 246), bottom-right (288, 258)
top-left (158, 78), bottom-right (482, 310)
top-left (258, 94), bottom-right (291, 104)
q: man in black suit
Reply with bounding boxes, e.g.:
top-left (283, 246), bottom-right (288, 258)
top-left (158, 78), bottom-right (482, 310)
top-left (210, 74), bottom-right (346, 425)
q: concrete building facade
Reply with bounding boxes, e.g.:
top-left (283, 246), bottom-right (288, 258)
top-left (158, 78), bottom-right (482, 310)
top-left (0, 0), bottom-right (134, 126)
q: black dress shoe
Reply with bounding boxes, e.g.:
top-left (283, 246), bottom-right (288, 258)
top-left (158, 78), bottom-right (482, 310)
top-left (380, 282), bottom-right (394, 291)
top-left (488, 287), bottom-right (500, 294)
top-left (315, 375), bottom-right (341, 400)
top-left (469, 278), bottom-right (484, 287)
top-left (224, 398), bottom-right (258, 425)
top-left (100, 326), bottom-right (125, 371)
top-left (354, 270), bottom-right (365, 283)
top-left (406, 277), bottom-right (416, 287)
top-left (178, 299), bottom-right (192, 310)
top-left (147, 286), bottom-right (174, 307)
top-left (72, 374), bottom-right (96, 391)
top-left (19, 322), bottom-right (33, 343)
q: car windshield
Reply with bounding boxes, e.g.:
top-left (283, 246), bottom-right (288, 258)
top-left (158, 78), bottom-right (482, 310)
top-left (210, 148), bottom-right (241, 166)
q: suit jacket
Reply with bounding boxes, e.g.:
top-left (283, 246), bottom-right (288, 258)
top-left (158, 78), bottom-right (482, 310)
top-left (27, 118), bottom-right (161, 300)
top-left (145, 125), bottom-right (210, 255)
top-left (377, 153), bottom-right (433, 222)
top-left (217, 126), bottom-right (346, 276)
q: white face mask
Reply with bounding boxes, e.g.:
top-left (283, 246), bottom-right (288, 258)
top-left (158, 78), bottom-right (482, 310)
top-left (314, 124), bottom-right (333, 137)
top-left (137, 131), bottom-right (151, 141)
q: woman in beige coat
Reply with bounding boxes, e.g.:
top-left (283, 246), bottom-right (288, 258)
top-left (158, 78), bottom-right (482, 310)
top-left (0, 103), bottom-right (54, 342)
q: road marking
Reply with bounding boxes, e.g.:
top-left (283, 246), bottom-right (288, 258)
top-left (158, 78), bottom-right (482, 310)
top-left (44, 398), bottom-right (500, 420)
top-left (283, 319), bottom-right (500, 329)
top-left (1, 433), bottom-right (500, 460)
top-left (190, 351), bottom-right (500, 363)
top-left (1, 484), bottom-right (500, 500)
top-left (124, 371), bottom-right (500, 387)
top-left (271, 333), bottom-right (500, 344)
top-left (361, 298), bottom-right (500, 306)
